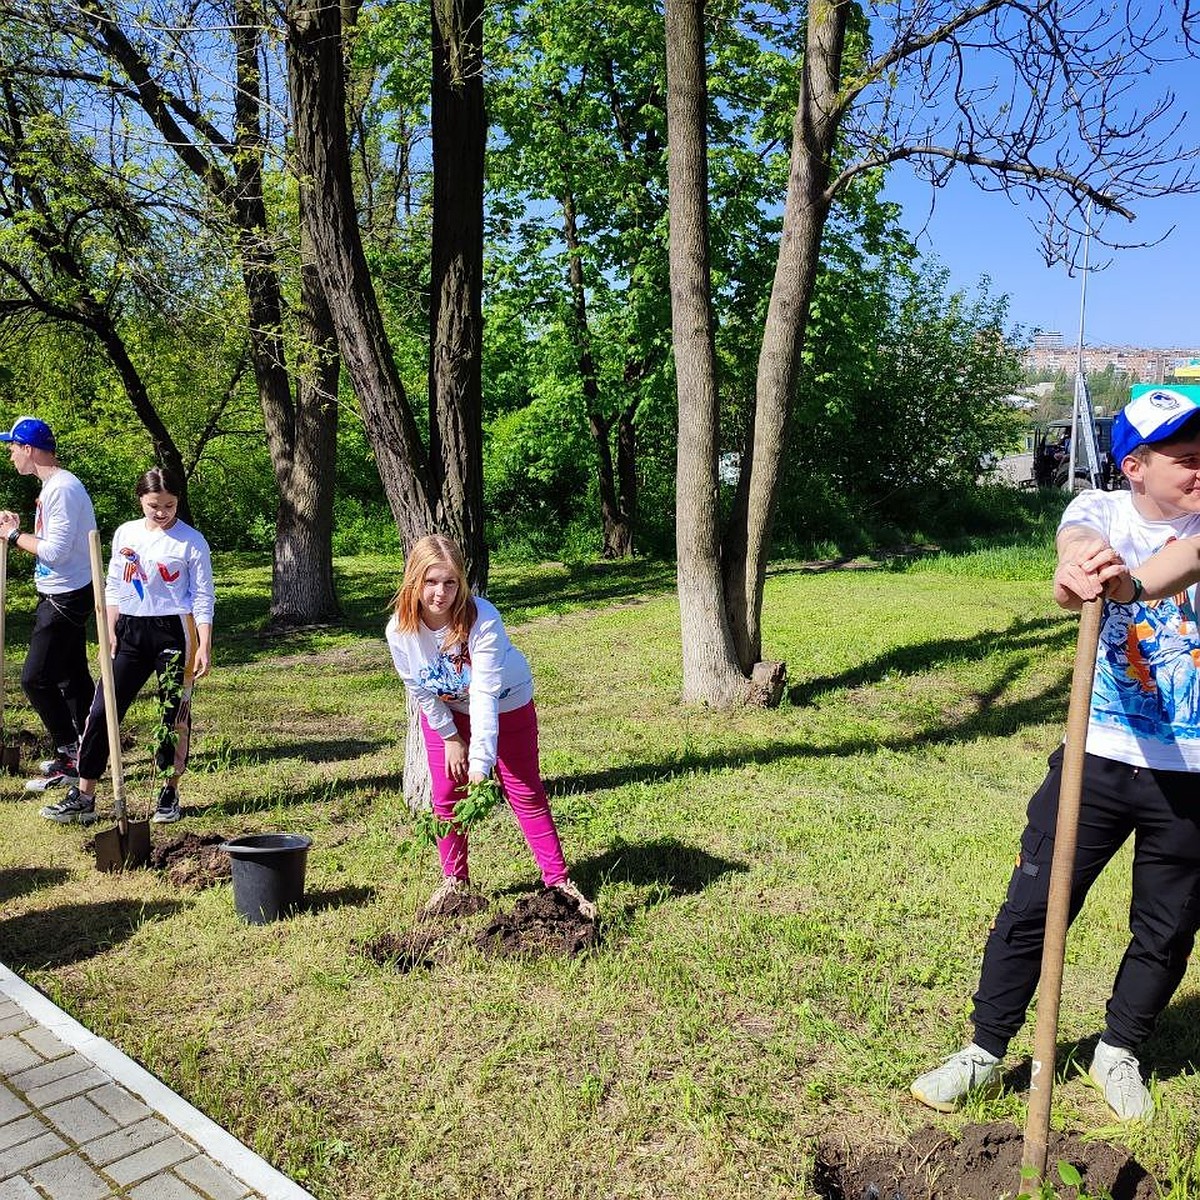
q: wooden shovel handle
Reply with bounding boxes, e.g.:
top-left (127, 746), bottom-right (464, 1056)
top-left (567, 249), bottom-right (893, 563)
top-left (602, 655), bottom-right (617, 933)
top-left (88, 531), bottom-right (128, 833)
top-left (1021, 595), bottom-right (1104, 1184)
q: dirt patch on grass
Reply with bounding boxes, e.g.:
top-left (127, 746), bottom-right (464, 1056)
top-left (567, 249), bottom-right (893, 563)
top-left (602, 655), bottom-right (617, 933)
top-left (474, 889), bottom-right (599, 959)
top-left (357, 930), bottom-right (447, 972)
top-left (150, 833), bottom-right (231, 890)
top-left (813, 1121), bottom-right (1154, 1200)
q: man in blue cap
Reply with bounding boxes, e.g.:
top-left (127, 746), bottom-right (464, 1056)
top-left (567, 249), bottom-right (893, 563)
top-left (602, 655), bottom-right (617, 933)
top-left (910, 386), bottom-right (1200, 1123)
top-left (0, 417), bottom-right (97, 798)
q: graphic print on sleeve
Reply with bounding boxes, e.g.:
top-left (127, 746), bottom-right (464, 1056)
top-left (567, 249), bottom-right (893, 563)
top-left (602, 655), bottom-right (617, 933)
top-left (121, 548), bottom-right (149, 600)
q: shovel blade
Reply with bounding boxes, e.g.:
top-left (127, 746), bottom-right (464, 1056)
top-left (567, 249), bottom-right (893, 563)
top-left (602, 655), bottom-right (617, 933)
top-left (1, 747), bottom-right (19, 776)
top-left (94, 820), bottom-right (151, 873)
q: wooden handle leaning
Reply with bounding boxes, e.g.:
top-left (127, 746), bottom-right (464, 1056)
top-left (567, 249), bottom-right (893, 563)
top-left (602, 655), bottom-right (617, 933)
top-left (88, 531), bottom-right (127, 832)
top-left (1021, 595), bottom-right (1104, 1184)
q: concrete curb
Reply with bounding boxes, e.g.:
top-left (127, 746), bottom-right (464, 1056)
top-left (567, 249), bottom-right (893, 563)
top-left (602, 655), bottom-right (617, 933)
top-left (0, 962), bottom-right (314, 1200)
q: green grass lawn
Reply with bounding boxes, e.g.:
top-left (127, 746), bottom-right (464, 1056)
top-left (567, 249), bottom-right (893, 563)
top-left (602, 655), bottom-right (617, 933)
top-left (1, 543), bottom-right (1199, 1199)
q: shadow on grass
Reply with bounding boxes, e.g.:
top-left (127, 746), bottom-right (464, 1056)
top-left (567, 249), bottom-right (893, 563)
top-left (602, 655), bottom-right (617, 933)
top-left (568, 837), bottom-right (747, 898)
top-left (548, 662), bottom-right (1072, 799)
top-left (303, 884), bottom-right (377, 914)
top-left (0, 867), bottom-right (71, 904)
top-left (1144, 992), bottom-right (1200, 1080)
top-left (192, 738), bottom-right (391, 772)
top-left (788, 614), bottom-right (1074, 707)
top-left (0, 899), bottom-right (184, 969)
top-left (188, 771), bottom-right (403, 818)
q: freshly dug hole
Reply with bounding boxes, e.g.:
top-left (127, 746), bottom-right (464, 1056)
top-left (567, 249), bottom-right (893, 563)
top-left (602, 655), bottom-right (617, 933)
top-left (813, 1121), bottom-right (1155, 1200)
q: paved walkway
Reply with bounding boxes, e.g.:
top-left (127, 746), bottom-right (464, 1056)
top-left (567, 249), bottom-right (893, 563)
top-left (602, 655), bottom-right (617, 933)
top-left (0, 964), bottom-right (314, 1200)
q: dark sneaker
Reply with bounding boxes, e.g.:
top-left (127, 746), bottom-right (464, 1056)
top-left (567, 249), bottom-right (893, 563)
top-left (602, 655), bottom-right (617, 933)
top-left (25, 753), bottom-right (79, 793)
top-left (151, 785), bottom-right (182, 824)
top-left (38, 745), bottom-right (79, 775)
top-left (40, 786), bottom-right (97, 825)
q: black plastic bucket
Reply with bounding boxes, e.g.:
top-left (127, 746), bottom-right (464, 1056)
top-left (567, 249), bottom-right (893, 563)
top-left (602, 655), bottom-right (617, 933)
top-left (221, 833), bottom-right (312, 924)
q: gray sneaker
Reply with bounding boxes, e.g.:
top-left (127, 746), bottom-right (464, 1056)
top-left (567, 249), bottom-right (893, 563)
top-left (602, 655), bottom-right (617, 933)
top-left (1089, 1040), bottom-right (1154, 1122)
top-left (910, 1043), bottom-right (1002, 1112)
top-left (39, 786), bottom-right (97, 825)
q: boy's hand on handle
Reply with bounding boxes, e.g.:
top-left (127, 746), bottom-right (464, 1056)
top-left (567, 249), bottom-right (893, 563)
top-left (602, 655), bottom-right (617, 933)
top-left (444, 734), bottom-right (468, 783)
top-left (1054, 540), bottom-right (1125, 610)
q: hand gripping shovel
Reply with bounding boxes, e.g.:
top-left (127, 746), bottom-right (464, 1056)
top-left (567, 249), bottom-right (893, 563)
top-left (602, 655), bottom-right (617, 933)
top-left (0, 538), bottom-right (20, 774)
top-left (88, 530), bottom-right (150, 872)
top-left (1020, 595), bottom-right (1103, 1189)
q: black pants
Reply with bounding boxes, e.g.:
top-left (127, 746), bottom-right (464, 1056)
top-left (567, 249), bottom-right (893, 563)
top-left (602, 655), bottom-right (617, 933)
top-left (972, 747), bottom-right (1200, 1057)
top-left (77, 614), bottom-right (196, 782)
top-left (21, 586), bottom-right (94, 750)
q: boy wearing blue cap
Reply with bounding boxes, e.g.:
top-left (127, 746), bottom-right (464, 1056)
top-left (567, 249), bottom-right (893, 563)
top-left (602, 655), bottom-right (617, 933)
top-left (0, 417), bottom-right (97, 791)
top-left (911, 387), bottom-right (1200, 1123)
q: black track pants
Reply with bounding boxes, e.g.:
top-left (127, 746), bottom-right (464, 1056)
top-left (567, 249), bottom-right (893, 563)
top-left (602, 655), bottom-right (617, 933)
top-left (972, 747), bottom-right (1200, 1058)
top-left (21, 586), bottom-right (94, 750)
top-left (77, 614), bottom-right (197, 781)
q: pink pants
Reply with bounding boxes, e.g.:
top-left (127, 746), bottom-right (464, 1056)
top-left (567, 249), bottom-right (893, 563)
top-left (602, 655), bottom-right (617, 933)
top-left (419, 701), bottom-right (568, 886)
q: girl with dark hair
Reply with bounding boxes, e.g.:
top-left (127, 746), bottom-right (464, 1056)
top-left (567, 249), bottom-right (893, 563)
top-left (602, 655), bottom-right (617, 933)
top-left (40, 467), bottom-right (214, 826)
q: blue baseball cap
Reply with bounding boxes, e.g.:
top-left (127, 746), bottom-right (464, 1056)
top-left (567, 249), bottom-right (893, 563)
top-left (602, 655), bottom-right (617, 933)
top-left (0, 417), bottom-right (56, 453)
top-left (1111, 389), bottom-right (1200, 466)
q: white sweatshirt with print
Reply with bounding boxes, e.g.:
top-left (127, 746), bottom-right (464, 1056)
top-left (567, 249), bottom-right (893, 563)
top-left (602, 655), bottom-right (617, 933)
top-left (386, 595), bottom-right (534, 777)
top-left (104, 519), bottom-right (215, 625)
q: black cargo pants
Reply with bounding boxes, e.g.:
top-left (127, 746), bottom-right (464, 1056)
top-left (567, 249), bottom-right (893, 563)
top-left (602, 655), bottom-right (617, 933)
top-left (972, 746), bottom-right (1200, 1058)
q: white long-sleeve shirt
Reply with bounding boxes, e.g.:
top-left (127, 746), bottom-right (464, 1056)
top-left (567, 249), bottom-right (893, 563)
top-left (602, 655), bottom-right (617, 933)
top-left (32, 469), bottom-right (95, 593)
top-left (386, 595), bottom-right (534, 777)
top-left (104, 518), bottom-right (215, 625)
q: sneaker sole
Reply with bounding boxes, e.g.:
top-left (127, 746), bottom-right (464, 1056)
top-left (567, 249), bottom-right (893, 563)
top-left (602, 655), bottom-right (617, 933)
top-left (24, 777), bottom-right (77, 793)
top-left (151, 811), bottom-right (182, 824)
top-left (910, 1073), bottom-right (1002, 1113)
top-left (39, 809), bottom-right (98, 825)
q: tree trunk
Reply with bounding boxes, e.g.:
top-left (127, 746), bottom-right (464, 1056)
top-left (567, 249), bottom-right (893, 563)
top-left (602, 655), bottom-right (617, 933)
top-left (720, 0), bottom-right (846, 671)
top-left (285, 0), bottom-right (435, 549)
top-left (429, 0), bottom-right (488, 590)
top-left (559, 177), bottom-right (634, 560)
top-left (269, 211), bottom-right (342, 626)
top-left (232, 2), bottom-right (341, 626)
top-left (664, 0), bottom-right (748, 706)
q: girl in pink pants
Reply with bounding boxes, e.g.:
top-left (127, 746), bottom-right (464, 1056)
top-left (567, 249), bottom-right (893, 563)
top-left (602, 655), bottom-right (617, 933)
top-left (386, 535), bottom-right (595, 919)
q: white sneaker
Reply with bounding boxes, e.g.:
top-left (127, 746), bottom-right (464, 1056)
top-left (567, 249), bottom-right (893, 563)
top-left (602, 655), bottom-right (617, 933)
top-left (1089, 1040), bottom-right (1154, 1122)
top-left (552, 878), bottom-right (597, 921)
top-left (910, 1043), bottom-right (1002, 1112)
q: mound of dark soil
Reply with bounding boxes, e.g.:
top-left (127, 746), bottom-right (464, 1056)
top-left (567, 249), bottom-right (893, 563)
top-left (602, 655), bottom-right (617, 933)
top-left (356, 930), bottom-right (445, 972)
top-left (814, 1121), bottom-right (1155, 1200)
top-left (473, 888), bottom-right (599, 959)
top-left (149, 833), bottom-right (231, 890)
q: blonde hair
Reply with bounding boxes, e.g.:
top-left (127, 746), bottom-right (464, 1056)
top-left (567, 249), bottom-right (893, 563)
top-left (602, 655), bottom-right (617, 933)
top-left (392, 535), bottom-right (476, 648)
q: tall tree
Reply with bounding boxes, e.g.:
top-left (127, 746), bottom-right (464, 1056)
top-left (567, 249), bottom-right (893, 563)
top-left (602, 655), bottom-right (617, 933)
top-left (666, 0), bottom-right (1200, 705)
top-left (284, 0), bottom-right (488, 588)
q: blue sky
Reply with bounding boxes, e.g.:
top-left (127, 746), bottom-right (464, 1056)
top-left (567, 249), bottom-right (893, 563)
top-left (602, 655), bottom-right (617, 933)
top-left (883, 171), bottom-right (1200, 350)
